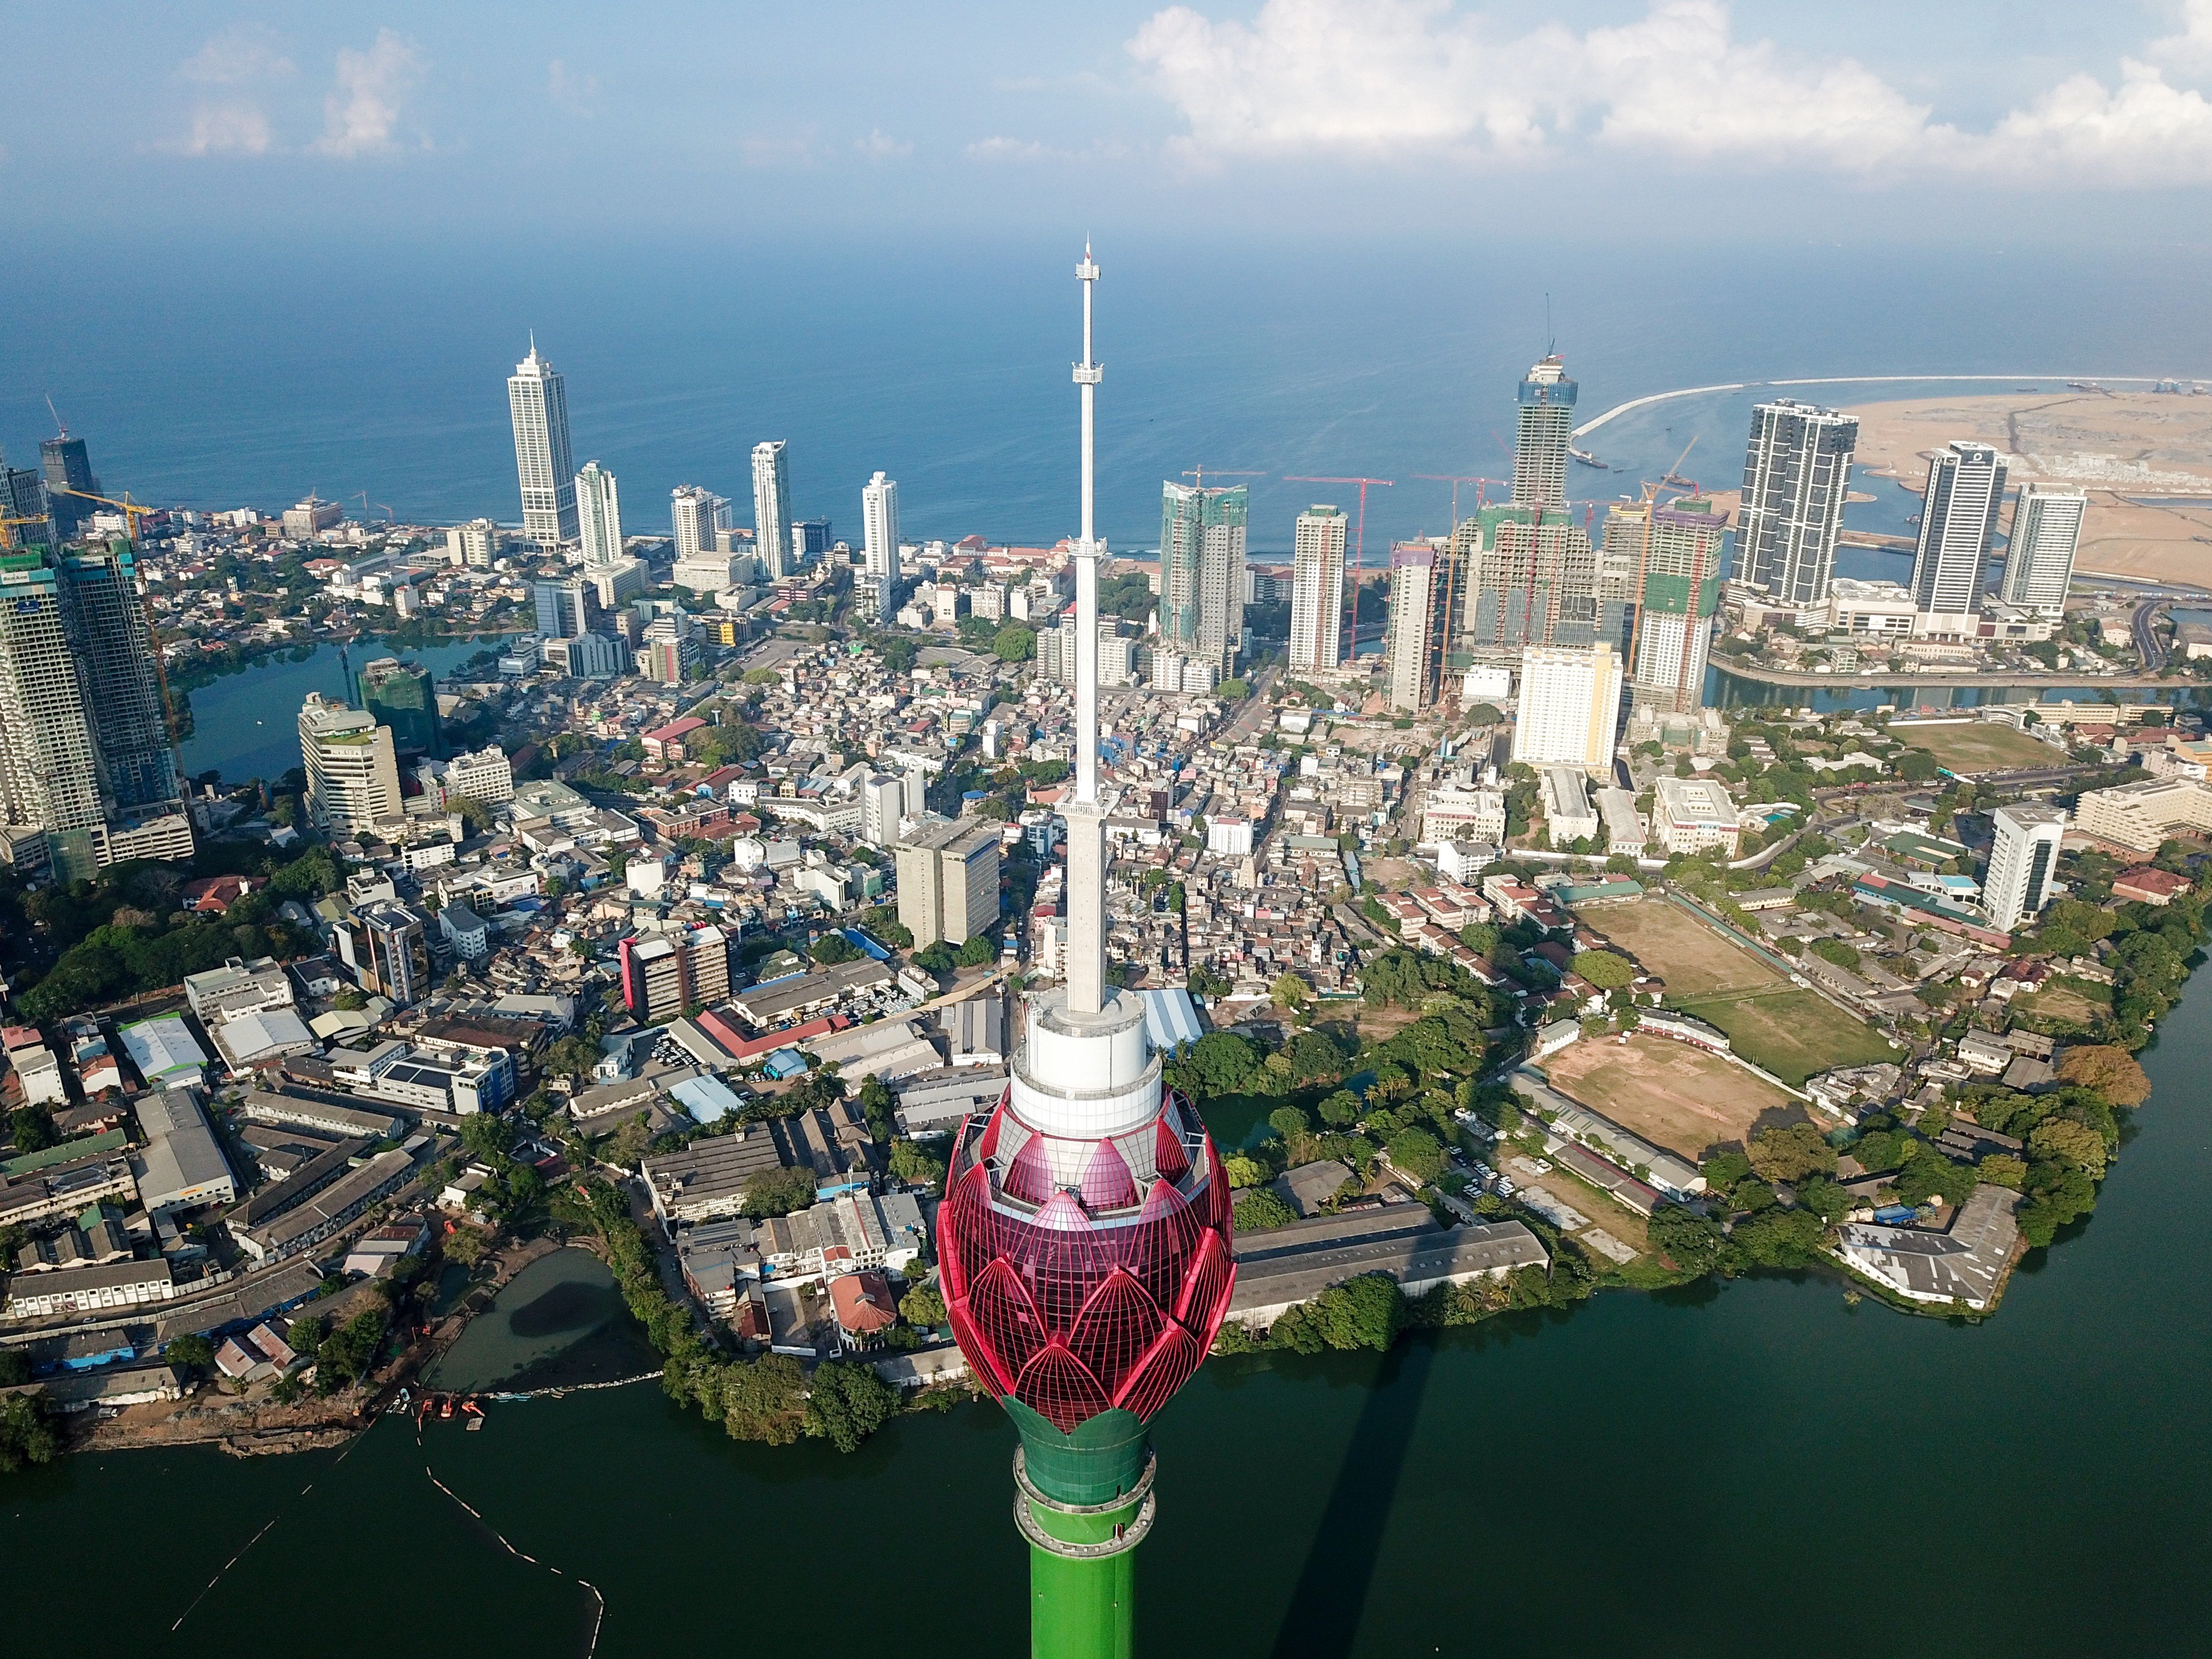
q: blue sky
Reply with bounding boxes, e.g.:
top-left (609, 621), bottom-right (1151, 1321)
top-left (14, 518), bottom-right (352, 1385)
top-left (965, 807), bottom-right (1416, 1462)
top-left (8, 2), bottom-right (2212, 248)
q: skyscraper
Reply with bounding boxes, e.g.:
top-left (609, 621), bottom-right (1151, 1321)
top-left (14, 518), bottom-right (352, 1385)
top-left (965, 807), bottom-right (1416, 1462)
top-left (1383, 538), bottom-right (1464, 713)
top-left (533, 578), bottom-right (601, 640)
top-left (1985, 804), bottom-right (2066, 933)
top-left (1599, 498), bottom-right (1648, 656)
top-left (359, 657), bottom-right (441, 759)
top-left (1, 454), bottom-right (50, 547)
top-left (61, 541), bottom-right (180, 815)
top-left (1909, 442), bottom-right (2007, 619)
top-left (1511, 643), bottom-right (1623, 776)
top-left (940, 249), bottom-right (1235, 1659)
top-left (39, 435), bottom-right (100, 541)
top-left (752, 440), bottom-right (792, 581)
top-left (2001, 482), bottom-right (2086, 616)
top-left (1288, 505), bottom-right (1346, 670)
top-left (1513, 356), bottom-right (1576, 508)
top-left (862, 471), bottom-right (900, 613)
top-left (575, 460), bottom-right (623, 568)
top-left (1159, 482), bottom-right (1246, 677)
top-left (1465, 504), bottom-right (1601, 650)
top-left (299, 692), bottom-right (401, 836)
top-left (1737, 399), bottom-right (1858, 604)
top-left (1630, 497), bottom-right (1727, 716)
top-left (669, 486), bottom-right (722, 561)
top-left (508, 341), bottom-right (578, 548)
top-left (0, 551), bottom-right (103, 836)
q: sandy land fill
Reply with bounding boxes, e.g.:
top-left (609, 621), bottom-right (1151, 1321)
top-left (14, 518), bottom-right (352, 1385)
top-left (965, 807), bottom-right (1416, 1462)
top-left (1844, 391), bottom-right (2212, 588)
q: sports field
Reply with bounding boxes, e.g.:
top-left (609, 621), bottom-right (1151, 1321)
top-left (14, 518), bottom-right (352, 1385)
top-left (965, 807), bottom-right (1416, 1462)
top-left (1674, 988), bottom-right (1902, 1088)
top-left (1892, 721), bottom-right (2058, 775)
top-left (1545, 1033), bottom-right (1794, 1161)
top-left (1584, 899), bottom-right (1787, 997)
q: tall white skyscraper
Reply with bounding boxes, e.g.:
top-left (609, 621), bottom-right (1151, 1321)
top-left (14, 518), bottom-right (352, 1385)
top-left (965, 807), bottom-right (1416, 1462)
top-left (1289, 505), bottom-right (1346, 671)
top-left (575, 461), bottom-right (623, 568)
top-left (508, 341), bottom-right (578, 548)
top-left (2000, 482), bottom-right (2086, 616)
top-left (1513, 356), bottom-right (1576, 508)
top-left (1737, 399), bottom-right (1858, 604)
top-left (862, 471), bottom-right (901, 611)
top-left (1910, 442), bottom-right (2008, 619)
top-left (753, 440), bottom-right (793, 581)
top-left (1511, 643), bottom-right (1622, 776)
top-left (1985, 804), bottom-right (2066, 933)
top-left (670, 486), bottom-right (723, 560)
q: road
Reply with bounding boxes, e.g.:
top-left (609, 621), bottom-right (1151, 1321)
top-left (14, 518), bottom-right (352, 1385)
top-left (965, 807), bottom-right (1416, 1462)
top-left (2133, 599), bottom-right (2168, 671)
top-left (1714, 659), bottom-right (2182, 692)
top-left (1217, 665), bottom-right (1281, 747)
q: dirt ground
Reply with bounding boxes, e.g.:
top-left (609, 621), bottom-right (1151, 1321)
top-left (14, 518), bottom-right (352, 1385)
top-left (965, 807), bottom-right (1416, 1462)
top-left (1892, 721), bottom-right (2061, 774)
top-left (1845, 392), bottom-right (2212, 588)
top-left (1545, 1032), bottom-right (1795, 1161)
top-left (1581, 899), bottom-right (1786, 998)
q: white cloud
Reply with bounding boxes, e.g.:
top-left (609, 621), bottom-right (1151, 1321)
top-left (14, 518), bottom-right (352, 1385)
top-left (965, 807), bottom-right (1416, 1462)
top-left (2152, 0), bottom-right (2212, 75)
top-left (170, 103), bottom-right (275, 156)
top-left (310, 29), bottom-right (426, 158)
top-left (856, 129), bottom-right (914, 158)
top-left (967, 135), bottom-right (1056, 161)
top-left (179, 24), bottom-right (294, 86)
top-left (1127, 0), bottom-right (2212, 183)
top-left (548, 59), bottom-right (599, 116)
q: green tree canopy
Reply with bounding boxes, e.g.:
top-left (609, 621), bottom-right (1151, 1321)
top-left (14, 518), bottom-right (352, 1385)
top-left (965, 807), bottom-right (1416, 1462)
top-left (805, 1359), bottom-right (900, 1452)
top-left (1745, 1122), bottom-right (1838, 1184)
top-left (1569, 949), bottom-right (1637, 990)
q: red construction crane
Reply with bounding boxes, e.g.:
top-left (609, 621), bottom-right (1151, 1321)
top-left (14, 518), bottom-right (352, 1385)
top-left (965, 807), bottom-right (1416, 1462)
top-left (1284, 475), bottom-right (1392, 661)
top-left (1411, 474), bottom-right (1509, 529)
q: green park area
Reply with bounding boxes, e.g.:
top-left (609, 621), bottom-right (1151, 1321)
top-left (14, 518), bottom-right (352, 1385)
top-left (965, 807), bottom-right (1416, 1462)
top-left (1674, 987), bottom-right (1901, 1087)
top-left (1893, 720), bottom-right (2059, 775)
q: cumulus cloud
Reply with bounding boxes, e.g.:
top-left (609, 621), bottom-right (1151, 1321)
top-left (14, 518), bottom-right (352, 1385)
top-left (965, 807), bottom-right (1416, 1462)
top-left (310, 29), bottom-right (427, 157)
top-left (966, 135), bottom-right (1055, 161)
top-left (548, 59), bottom-right (599, 116)
top-left (1127, 0), bottom-right (2212, 183)
top-left (171, 104), bottom-right (275, 156)
top-left (2152, 0), bottom-right (2212, 75)
top-left (179, 24), bottom-right (294, 86)
top-left (856, 129), bottom-right (914, 158)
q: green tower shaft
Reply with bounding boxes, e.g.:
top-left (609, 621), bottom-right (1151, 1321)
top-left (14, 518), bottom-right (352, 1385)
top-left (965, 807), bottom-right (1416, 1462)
top-left (1008, 1404), bottom-right (1155, 1659)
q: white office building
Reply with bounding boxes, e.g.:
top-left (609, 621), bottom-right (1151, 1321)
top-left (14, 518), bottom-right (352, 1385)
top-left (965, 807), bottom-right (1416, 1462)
top-left (299, 693), bottom-right (401, 836)
top-left (1910, 442), bottom-right (2007, 621)
top-left (575, 461), bottom-right (623, 568)
top-left (1985, 803), bottom-right (2066, 933)
top-left (445, 519), bottom-right (501, 568)
top-left (2000, 483), bottom-right (2086, 617)
top-left (1736, 399), bottom-right (1858, 605)
top-left (753, 440), bottom-right (794, 581)
top-left (1288, 505), bottom-right (1347, 671)
top-left (862, 471), bottom-right (900, 613)
top-left (671, 486), bottom-right (724, 561)
top-left (508, 341), bottom-right (578, 548)
top-left (442, 744), bottom-right (515, 807)
top-left (1511, 643), bottom-right (1623, 776)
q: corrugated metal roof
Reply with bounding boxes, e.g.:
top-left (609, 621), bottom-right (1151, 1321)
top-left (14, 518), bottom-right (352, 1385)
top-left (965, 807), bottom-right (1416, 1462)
top-left (1138, 987), bottom-right (1204, 1051)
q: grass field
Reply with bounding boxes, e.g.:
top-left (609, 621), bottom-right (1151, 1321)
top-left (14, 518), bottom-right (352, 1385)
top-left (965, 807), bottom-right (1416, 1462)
top-left (1545, 1033), bottom-right (1797, 1161)
top-left (1893, 721), bottom-right (2058, 775)
top-left (1674, 987), bottom-right (1902, 1087)
top-left (1583, 899), bottom-right (1787, 997)
top-left (2011, 985), bottom-right (2105, 1028)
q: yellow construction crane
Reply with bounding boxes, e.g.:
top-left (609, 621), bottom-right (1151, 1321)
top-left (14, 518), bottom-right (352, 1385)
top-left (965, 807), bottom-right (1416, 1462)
top-left (0, 513), bottom-right (49, 552)
top-left (53, 486), bottom-right (158, 542)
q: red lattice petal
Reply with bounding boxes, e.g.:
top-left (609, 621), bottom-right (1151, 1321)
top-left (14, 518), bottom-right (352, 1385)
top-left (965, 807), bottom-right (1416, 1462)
top-left (1175, 1225), bottom-right (1235, 1333)
top-left (1079, 1137), bottom-right (1138, 1212)
top-left (947, 1303), bottom-right (1014, 1396)
top-left (1014, 1343), bottom-right (1113, 1433)
top-left (975, 1098), bottom-right (1009, 1163)
top-left (1003, 1130), bottom-right (1055, 1204)
top-left (1114, 1320), bottom-right (1202, 1421)
top-left (967, 1256), bottom-right (1047, 1381)
top-left (1152, 1115), bottom-right (1191, 1181)
top-left (1067, 1268), bottom-right (1164, 1400)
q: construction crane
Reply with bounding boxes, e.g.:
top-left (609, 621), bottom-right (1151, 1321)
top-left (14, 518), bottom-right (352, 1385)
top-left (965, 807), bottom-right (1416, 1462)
top-left (1410, 474), bottom-right (1509, 530)
top-left (1284, 475), bottom-right (1393, 662)
top-left (50, 487), bottom-right (181, 746)
top-left (1180, 467), bottom-right (1264, 493)
top-left (0, 513), bottom-right (49, 552)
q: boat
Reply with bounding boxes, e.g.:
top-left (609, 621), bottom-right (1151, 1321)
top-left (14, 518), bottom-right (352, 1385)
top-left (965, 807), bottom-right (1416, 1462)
top-left (1661, 472), bottom-right (1696, 489)
top-left (1568, 447), bottom-right (1608, 469)
top-left (439, 1396), bottom-right (455, 1418)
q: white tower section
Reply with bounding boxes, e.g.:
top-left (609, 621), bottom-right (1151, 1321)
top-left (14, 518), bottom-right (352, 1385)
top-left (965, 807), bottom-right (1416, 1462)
top-left (1063, 244), bottom-right (1109, 1018)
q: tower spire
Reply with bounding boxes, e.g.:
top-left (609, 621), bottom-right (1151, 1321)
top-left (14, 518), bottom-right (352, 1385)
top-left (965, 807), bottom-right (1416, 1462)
top-left (1065, 244), bottom-right (1108, 1014)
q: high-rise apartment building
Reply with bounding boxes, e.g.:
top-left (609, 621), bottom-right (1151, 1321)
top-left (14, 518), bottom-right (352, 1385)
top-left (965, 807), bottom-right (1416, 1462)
top-left (1599, 499), bottom-right (1648, 655)
top-left (752, 441), bottom-right (793, 581)
top-left (299, 693), bottom-right (401, 836)
top-left (440, 744), bottom-right (515, 807)
top-left (619, 924), bottom-right (732, 1023)
top-left (670, 486), bottom-right (723, 560)
top-left (1985, 804), bottom-right (2066, 933)
top-left (1465, 503), bottom-right (1603, 650)
top-left (894, 817), bottom-right (1002, 947)
top-left (1630, 497), bottom-right (1726, 716)
top-left (1159, 482), bottom-right (1246, 677)
top-left (1288, 505), bottom-right (1347, 671)
top-left (1384, 539), bottom-right (1464, 712)
top-left (446, 519), bottom-right (501, 567)
top-left (39, 436), bottom-right (100, 541)
top-left (508, 342), bottom-right (578, 549)
top-left (1910, 442), bottom-right (2007, 620)
top-left (533, 578), bottom-right (601, 640)
top-left (1737, 400), bottom-right (1857, 605)
top-left (576, 460), bottom-right (623, 567)
top-left (2, 456), bottom-right (50, 546)
top-left (1511, 643), bottom-right (1622, 776)
top-left (0, 551), bottom-right (103, 837)
top-left (61, 542), bottom-right (179, 815)
top-left (2000, 483), bottom-right (2086, 616)
top-left (1513, 356), bottom-right (1576, 508)
top-left (862, 472), bottom-right (900, 613)
top-left (358, 657), bottom-right (440, 759)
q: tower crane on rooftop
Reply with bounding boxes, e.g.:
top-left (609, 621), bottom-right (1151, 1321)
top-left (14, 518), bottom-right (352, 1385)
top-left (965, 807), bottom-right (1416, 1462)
top-left (49, 487), bottom-right (181, 747)
top-left (52, 486), bottom-right (156, 544)
top-left (0, 513), bottom-right (49, 552)
top-left (1284, 474), bottom-right (1392, 663)
top-left (1411, 474), bottom-right (1509, 529)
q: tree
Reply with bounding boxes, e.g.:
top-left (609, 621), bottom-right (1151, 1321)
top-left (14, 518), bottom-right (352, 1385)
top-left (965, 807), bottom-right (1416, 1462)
top-left (1811, 938), bottom-right (1860, 972)
top-left (722, 1355), bottom-right (808, 1444)
top-left (1222, 1154), bottom-right (1270, 1188)
top-left (8, 1106), bottom-right (57, 1155)
top-left (899, 1282), bottom-right (947, 1327)
top-left (1318, 1089), bottom-right (1363, 1128)
top-left (889, 1139), bottom-right (947, 1188)
top-left (0, 1393), bottom-right (59, 1475)
top-left (992, 624), bottom-right (1037, 664)
top-left (442, 1227), bottom-right (489, 1266)
top-left (315, 1308), bottom-right (389, 1390)
top-left (2055, 1045), bottom-right (2152, 1105)
top-left (2029, 1117), bottom-right (2109, 1178)
top-left (1895, 749), bottom-right (1940, 782)
top-left (954, 934), bottom-right (995, 968)
top-left (1386, 1127), bottom-right (1448, 1182)
top-left (810, 932), bottom-right (862, 966)
top-left (1233, 1188), bottom-right (1296, 1232)
top-left (1745, 1123), bottom-right (1837, 1184)
top-left (1646, 1203), bottom-right (1729, 1274)
top-left (1270, 973), bottom-right (1312, 1015)
top-left (805, 1359), bottom-right (899, 1452)
top-left (1310, 1273), bottom-right (1406, 1351)
top-left (164, 1334), bottom-right (216, 1375)
top-left (914, 942), bottom-right (956, 975)
top-left (740, 1165), bottom-right (821, 1219)
top-left (742, 666), bottom-right (782, 685)
top-left (1568, 950), bottom-right (1636, 990)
